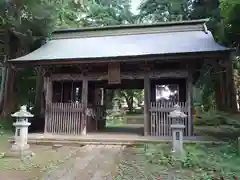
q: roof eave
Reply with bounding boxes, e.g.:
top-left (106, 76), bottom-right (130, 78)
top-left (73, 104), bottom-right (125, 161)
top-left (7, 49), bottom-right (232, 65)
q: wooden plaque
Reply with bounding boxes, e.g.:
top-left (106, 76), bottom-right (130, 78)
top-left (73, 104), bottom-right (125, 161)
top-left (108, 62), bottom-right (121, 84)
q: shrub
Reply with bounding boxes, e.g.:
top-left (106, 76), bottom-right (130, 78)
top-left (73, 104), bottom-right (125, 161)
top-left (195, 110), bottom-right (240, 127)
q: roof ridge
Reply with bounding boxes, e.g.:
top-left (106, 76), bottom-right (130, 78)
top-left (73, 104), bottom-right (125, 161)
top-left (53, 19), bottom-right (209, 34)
top-left (51, 19), bottom-right (208, 40)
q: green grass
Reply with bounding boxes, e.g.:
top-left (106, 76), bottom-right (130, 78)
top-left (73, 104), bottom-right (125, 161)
top-left (194, 111), bottom-right (240, 141)
top-left (106, 117), bottom-right (125, 127)
top-left (116, 143), bottom-right (240, 180)
top-left (195, 125), bottom-right (240, 141)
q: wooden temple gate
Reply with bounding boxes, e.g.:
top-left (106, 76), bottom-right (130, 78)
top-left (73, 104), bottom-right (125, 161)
top-left (7, 19), bottom-right (230, 138)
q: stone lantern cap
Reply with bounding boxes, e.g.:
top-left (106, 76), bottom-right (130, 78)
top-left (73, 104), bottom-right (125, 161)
top-left (11, 105), bottom-right (34, 118)
top-left (169, 104), bottom-right (187, 118)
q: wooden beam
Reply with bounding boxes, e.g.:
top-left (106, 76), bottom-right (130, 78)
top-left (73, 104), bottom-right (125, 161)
top-left (144, 71), bottom-right (150, 136)
top-left (81, 78), bottom-right (88, 135)
top-left (50, 70), bottom-right (188, 81)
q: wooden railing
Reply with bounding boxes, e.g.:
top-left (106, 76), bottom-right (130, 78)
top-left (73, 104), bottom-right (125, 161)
top-left (149, 101), bottom-right (191, 137)
top-left (45, 103), bottom-right (84, 135)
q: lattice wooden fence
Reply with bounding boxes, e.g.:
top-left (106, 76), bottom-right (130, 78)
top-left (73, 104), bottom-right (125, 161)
top-left (45, 103), bottom-right (83, 134)
top-left (149, 101), bottom-right (191, 137)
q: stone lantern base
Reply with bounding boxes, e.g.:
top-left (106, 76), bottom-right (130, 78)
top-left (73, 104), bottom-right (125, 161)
top-left (5, 143), bottom-right (34, 158)
top-left (11, 143), bottom-right (30, 151)
top-left (6, 149), bottom-right (33, 158)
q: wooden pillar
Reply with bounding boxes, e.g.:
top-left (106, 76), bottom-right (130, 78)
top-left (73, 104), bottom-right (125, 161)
top-left (144, 71), bottom-right (150, 136)
top-left (35, 68), bottom-right (44, 117)
top-left (44, 76), bottom-right (52, 133)
top-left (225, 56), bottom-right (237, 112)
top-left (215, 72), bottom-right (224, 111)
top-left (150, 81), bottom-right (156, 102)
top-left (81, 78), bottom-right (88, 135)
top-left (102, 88), bottom-right (107, 130)
top-left (94, 88), bottom-right (102, 105)
top-left (215, 57), bottom-right (237, 112)
top-left (100, 88), bottom-right (104, 105)
top-left (218, 64), bottom-right (229, 111)
top-left (213, 59), bottom-right (223, 111)
top-left (186, 71), bottom-right (193, 136)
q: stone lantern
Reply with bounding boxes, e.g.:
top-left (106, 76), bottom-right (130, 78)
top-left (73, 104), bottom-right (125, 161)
top-left (9, 105), bottom-right (33, 157)
top-left (168, 104), bottom-right (187, 157)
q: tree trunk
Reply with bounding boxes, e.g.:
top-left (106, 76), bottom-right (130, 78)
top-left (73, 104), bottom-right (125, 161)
top-left (0, 56), bottom-right (7, 115)
top-left (125, 96), bottom-right (134, 112)
top-left (106, 89), bottom-right (114, 109)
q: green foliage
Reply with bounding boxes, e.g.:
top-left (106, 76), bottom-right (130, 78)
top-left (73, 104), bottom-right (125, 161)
top-left (15, 68), bottom-right (36, 107)
top-left (1, 0), bottom-right (57, 41)
top-left (117, 143), bottom-right (240, 179)
top-left (106, 109), bottom-right (125, 126)
top-left (182, 144), bottom-right (240, 178)
top-left (139, 0), bottom-right (191, 23)
top-left (191, 0), bottom-right (221, 36)
top-left (0, 117), bottom-right (13, 135)
top-left (76, 0), bottom-right (136, 27)
top-left (194, 63), bottom-right (217, 111)
top-left (219, 0), bottom-right (240, 48)
top-left (195, 110), bottom-right (240, 127)
top-left (115, 89), bottom-right (143, 112)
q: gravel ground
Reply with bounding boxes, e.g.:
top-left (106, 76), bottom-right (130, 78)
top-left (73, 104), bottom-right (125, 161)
top-left (41, 145), bottom-right (124, 180)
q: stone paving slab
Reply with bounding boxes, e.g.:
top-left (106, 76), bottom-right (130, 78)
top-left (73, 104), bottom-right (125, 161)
top-left (41, 145), bottom-right (124, 180)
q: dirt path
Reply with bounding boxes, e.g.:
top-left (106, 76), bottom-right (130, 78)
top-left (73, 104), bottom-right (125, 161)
top-left (41, 145), bottom-right (124, 180)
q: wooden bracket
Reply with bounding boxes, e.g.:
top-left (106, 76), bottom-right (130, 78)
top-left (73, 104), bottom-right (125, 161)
top-left (218, 59), bottom-right (228, 68)
top-left (81, 64), bottom-right (90, 75)
top-left (11, 64), bottom-right (24, 72)
top-left (139, 61), bottom-right (154, 71)
top-left (34, 66), bottom-right (47, 76)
